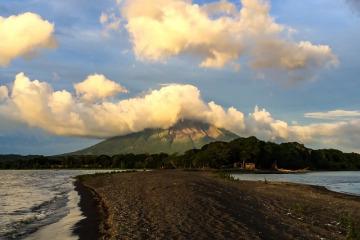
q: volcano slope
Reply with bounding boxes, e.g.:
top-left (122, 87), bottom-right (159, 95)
top-left (72, 119), bottom-right (238, 155)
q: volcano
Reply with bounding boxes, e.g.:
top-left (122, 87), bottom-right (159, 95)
top-left (72, 119), bottom-right (239, 155)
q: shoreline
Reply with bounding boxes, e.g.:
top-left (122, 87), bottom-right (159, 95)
top-left (73, 179), bottom-right (109, 240)
top-left (229, 170), bottom-right (360, 197)
top-left (75, 170), bottom-right (360, 239)
top-left (26, 181), bottom-right (83, 240)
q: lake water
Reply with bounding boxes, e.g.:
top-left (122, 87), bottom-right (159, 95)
top-left (232, 171), bottom-right (360, 196)
top-left (0, 170), bottom-right (117, 240)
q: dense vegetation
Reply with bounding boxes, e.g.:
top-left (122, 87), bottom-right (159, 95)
top-left (1, 137), bottom-right (360, 170)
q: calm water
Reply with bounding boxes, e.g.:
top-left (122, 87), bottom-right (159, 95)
top-left (0, 170), bottom-right (117, 240)
top-left (232, 171), bottom-right (360, 196)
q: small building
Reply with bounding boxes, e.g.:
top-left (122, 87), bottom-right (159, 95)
top-left (233, 161), bottom-right (256, 170)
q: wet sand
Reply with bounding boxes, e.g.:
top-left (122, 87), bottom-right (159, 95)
top-left (77, 170), bottom-right (360, 240)
top-left (73, 180), bottom-right (109, 240)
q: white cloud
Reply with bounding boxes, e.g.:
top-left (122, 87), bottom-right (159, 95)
top-left (245, 106), bottom-right (289, 141)
top-left (0, 12), bottom-right (56, 66)
top-left (74, 74), bottom-right (128, 102)
top-left (118, 0), bottom-right (338, 76)
top-left (0, 73), bottom-right (246, 138)
top-left (1, 73), bottom-right (360, 153)
top-left (0, 86), bottom-right (8, 101)
top-left (305, 109), bottom-right (360, 120)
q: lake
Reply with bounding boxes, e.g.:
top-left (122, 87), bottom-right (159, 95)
top-left (0, 170), bottom-right (118, 240)
top-left (232, 171), bottom-right (360, 196)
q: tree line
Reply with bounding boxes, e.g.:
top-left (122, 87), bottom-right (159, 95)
top-left (1, 137), bottom-right (360, 170)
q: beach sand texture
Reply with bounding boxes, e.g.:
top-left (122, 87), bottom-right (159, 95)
top-left (77, 170), bottom-right (360, 240)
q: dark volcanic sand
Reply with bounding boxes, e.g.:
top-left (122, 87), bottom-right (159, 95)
top-left (73, 180), bottom-right (109, 240)
top-left (78, 170), bottom-right (360, 240)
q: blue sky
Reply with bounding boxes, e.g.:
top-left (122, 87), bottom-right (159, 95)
top-left (0, 0), bottom-right (360, 155)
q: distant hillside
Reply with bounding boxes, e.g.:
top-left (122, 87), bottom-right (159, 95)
top-left (177, 137), bottom-right (360, 170)
top-left (71, 119), bottom-right (239, 155)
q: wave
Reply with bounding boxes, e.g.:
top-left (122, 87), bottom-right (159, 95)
top-left (1, 190), bottom-right (69, 239)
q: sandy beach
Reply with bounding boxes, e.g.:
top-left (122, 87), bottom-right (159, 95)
top-left (76, 170), bottom-right (360, 240)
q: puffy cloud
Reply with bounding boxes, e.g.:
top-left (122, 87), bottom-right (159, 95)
top-left (245, 106), bottom-right (289, 141)
top-left (0, 73), bottom-right (245, 138)
top-left (119, 0), bottom-right (337, 76)
top-left (0, 86), bottom-right (8, 101)
top-left (250, 41), bottom-right (337, 71)
top-left (305, 109), bottom-right (360, 120)
top-left (74, 74), bottom-right (128, 102)
top-left (1, 73), bottom-right (360, 152)
top-left (5, 73), bottom-right (85, 136)
top-left (0, 12), bottom-right (56, 66)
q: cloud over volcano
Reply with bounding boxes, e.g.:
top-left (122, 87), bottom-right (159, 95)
top-left (1, 73), bottom-right (360, 152)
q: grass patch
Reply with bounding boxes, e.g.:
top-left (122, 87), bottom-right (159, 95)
top-left (339, 213), bottom-right (360, 240)
top-left (217, 171), bottom-right (237, 181)
top-left (292, 203), bottom-right (306, 215)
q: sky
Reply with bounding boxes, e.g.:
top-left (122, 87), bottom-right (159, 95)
top-left (0, 0), bottom-right (359, 155)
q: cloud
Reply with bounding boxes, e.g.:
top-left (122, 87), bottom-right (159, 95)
top-left (289, 120), bottom-right (360, 153)
top-left (2, 73), bottom-right (360, 152)
top-left (0, 12), bottom-right (56, 66)
top-left (246, 107), bottom-right (360, 153)
top-left (99, 11), bottom-right (121, 34)
top-left (346, 0), bottom-right (360, 14)
top-left (74, 74), bottom-right (128, 102)
top-left (202, 0), bottom-right (237, 16)
top-left (245, 106), bottom-right (290, 141)
top-left (118, 0), bottom-right (338, 76)
top-left (305, 109), bottom-right (360, 120)
top-left (0, 73), bottom-right (246, 138)
top-left (0, 86), bottom-right (8, 101)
